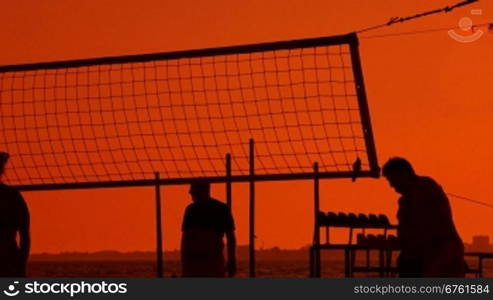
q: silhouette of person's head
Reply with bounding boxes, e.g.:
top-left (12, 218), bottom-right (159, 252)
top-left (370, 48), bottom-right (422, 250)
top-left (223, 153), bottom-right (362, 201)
top-left (189, 180), bottom-right (211, 203)
top-left (382, 157), bottom-right (416, 195)
top-left (0, 152), bottom-right (9, 178)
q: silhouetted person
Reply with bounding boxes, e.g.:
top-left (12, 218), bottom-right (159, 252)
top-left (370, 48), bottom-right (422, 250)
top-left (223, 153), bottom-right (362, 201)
top-left (0, 152), bottom-right (30, 277)
top-left (181, 181), bottom-right (236, 277)
top-left (382, 157), bottom-right (464, 277)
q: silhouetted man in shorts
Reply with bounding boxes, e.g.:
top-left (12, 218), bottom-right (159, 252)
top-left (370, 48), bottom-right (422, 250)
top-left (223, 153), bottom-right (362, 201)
top-left (382, 157), bottom-right (464, 277)
top-left (181, 181), bottom-right (236, 277)
top-left (0, 152), bottom-right (30, 277)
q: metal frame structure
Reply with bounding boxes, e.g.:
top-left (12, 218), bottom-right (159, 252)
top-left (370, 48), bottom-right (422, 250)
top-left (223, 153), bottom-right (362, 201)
top-left (0, 32), bottom-right (379, 277)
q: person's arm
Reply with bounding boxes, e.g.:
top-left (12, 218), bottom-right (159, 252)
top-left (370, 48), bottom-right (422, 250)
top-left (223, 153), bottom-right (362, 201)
top-left (226, 229), bottom-right (236, 277)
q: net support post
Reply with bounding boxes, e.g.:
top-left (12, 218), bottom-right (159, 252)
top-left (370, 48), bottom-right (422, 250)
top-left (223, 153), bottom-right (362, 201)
top-left (226, 153), bottom-right (232, 209)
top-left (154, 172), bottom-right (164, 278)
top-left (225, 153), bottom-right (235, 277)
top-left (313, 162), bottom-right (321, 277)
top-left (249, 139), bottom-right (256, 278)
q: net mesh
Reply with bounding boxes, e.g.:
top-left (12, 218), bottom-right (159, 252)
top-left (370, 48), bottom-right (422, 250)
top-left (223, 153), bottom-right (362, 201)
top-left (0, 39), bottom-right (372, 186)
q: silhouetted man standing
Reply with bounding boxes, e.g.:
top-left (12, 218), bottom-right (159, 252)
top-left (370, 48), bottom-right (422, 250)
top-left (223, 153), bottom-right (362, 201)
top-left (383, 157), bottom-right (464, 277)
top-left (0, 152), bottom-right (30, 277)
top-left (181, 181), bottom-right (236, 277)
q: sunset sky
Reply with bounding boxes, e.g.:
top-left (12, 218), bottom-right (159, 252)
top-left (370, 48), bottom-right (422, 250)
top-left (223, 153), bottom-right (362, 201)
top-left (1, 0), bottom-right (492, 254)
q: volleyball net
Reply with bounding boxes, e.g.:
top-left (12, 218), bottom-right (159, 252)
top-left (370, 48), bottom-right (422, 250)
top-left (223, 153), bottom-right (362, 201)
top-left (0, 32), bottom-right (379, 190)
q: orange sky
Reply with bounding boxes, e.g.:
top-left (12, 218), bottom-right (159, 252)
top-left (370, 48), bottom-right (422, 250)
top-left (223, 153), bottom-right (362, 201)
top-left (0, 0), bottom-right (492, 253)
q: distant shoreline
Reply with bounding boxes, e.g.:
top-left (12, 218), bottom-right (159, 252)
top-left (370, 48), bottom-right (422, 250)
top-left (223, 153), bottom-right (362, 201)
top-left (29, 246), bottom-right (332, 262)
top-left (30, 243), bottom-right (493, 262)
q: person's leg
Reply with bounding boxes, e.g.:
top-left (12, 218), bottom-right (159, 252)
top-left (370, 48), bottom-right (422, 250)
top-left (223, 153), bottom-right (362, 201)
top-left (398, 254), bottom-right (423, 277)
top-left (181, 256), bottom-right (225, 277)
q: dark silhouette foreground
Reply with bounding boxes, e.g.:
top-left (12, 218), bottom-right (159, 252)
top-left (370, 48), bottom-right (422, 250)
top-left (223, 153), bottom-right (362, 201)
top-left (383, 157), bottom-right (465, 277)
top-left (181, 181), bottom-right (236, 277)
top-left (0, 152), bottom-right (30, 277)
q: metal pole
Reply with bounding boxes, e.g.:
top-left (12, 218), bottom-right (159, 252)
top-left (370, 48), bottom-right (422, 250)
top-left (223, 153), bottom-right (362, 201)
top-left (225, 153), bottom-right (234, 277)
top-left (249, 139), bottom-right (256, 278)
top-left (313, 162), bottom-right (321, 277)
top-left (226, 153), bottom-right (232, 210)
top-left (155, 172), bottom-right (164, 278)
top-left (309, 247), bottom-right (314, 277)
